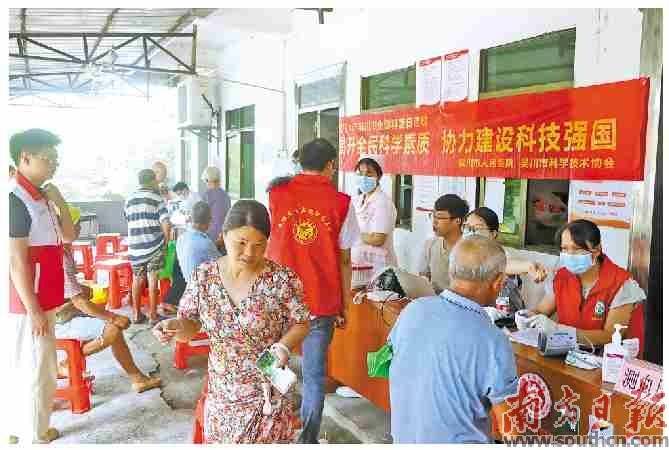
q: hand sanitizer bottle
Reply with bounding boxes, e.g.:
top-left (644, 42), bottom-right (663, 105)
top-left (602, 324), bottom-right (628, 384)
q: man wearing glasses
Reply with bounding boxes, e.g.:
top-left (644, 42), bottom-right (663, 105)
top-left (418, 194), bottom-right (469, 293)
top-left (9, 129), bottom-right (75, 444)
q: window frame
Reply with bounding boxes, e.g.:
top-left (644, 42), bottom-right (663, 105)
top-left (477, 29), bottom-right (576, 253)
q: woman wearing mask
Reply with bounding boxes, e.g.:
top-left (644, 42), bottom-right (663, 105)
top-left (527, 219), bottom-right (645, 348)
top-left (153, 200), bottom-right (310, 443)
top-left (462, 207), bottom-right (548, 322)
top-left (351, 158), bottom-right (398, 274)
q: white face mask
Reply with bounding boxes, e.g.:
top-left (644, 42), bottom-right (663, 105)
top-left (462, 226), bottom-right (493, 239)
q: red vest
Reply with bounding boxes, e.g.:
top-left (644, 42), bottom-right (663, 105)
top-left (554, 255), bottom-right (645, 356)
top-left (9, 172), bottom-right (65, 314)
top-left (267, 174), bottom-right (350, 317)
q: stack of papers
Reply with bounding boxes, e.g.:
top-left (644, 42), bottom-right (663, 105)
top-left (509, 328), bottom-right (540, 348)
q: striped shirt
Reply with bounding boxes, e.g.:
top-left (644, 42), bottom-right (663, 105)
top-left (124, 188), bottom-right (169, 266)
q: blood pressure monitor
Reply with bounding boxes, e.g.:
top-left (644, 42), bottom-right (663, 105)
top-left (538, 328), bottom-right (577, 357)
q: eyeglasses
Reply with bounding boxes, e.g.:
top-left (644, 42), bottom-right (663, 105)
top-left (428, 212), bottom-right (457, 221)
top-left (34, 153), bottom-right (59, 167)
top-left (462, 225), bottom-right (491, 234)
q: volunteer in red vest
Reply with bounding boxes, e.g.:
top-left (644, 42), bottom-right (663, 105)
top-left (9, 129), bottom-right (75, 444)
top-left (267, 138), bottom-right (359, 444)
top-left (528, 219), bottom-right (646, 352)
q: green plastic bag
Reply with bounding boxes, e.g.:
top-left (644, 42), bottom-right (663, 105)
top-left (158, 240), bottom-right (176, 281)
top-left (367, 342), bottom-right (393, 379)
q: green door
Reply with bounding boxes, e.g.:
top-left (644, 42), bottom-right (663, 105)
top-left (226, 131), bottom-right (255, 199)
top-left (240, 131), bottom-right (254, 199)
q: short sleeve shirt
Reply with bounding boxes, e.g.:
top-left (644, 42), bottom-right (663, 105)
top-left (388, 290), bottom-right (518, 443)
top-left (351, 189), bottom-right (397, 268)
top-left (338, 201), bottom-right (360, 250)
top-left (417, 237), bottom-right (453, 293)
top-left (9, 192), bottom-right (31, 238)
top-left (544, 272), bottom-right (647, 309)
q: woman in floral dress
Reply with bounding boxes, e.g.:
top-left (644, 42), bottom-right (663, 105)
top-left (153, 200), bottom-right (310, 443)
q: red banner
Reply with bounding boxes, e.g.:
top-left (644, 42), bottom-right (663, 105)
top-left (339, 78), bottom-right (649, 180)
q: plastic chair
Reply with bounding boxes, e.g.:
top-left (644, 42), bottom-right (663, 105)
top-left (174, 331), bottom-right (210, 370)
top-left (55, 339), bottom-right (93, 414)
top-left (71, 241), bottom-right (94, 280)
top-left (95, 233), bottom-right (121, 261)
top-left (192, 374), bottom-right (209, 444)
top-left (94, 259), bottom-right (133, 309)
top-left (140, 277), bottom-right (171, 307)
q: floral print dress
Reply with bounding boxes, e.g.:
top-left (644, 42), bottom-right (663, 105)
top-left (177, 259), bottom-right (310, 444)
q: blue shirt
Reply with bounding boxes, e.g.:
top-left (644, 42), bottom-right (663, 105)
top-left (176, 227), bottom-right (221, 279)
top-left (388, 289), bottom-right (518, 443)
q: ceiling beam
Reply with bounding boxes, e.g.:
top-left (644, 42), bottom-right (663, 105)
top-left (130, 10), bottom-right (195, 67)
top-left (11, 71), bottom-right (85, 79)
top-left (88, 8), bottom-right (120, 60)
top-left (10, 32), bottom-right (195, 39)
top-left (71, 8), bottom-right (120, 88)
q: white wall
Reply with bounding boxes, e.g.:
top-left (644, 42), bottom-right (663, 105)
top-left (212, 8), bottom-right (645, 306)
top-left (215, 32), bottom-right (287, 206)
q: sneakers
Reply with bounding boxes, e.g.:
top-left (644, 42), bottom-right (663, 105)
top-left (34, 427), bottom-right (60, 444)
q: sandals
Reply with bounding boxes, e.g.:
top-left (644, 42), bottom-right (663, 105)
top-left (34, 427), bottom-right (60, 444)
top-left (131, 312), bottom-right (147, 324)
top-left (148, 314), bottom-right (170, 326)
top-left (132, 376), bottom-right (162, 393)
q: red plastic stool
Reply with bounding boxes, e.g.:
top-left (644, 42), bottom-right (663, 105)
top-left (95, 233), bottom-right (121, 261)
top-left (71, 241), bottom-right (95, 280)
top-left (94, 259), bottom-right (133, 309)
top-left (55, 339), bottom-right (93, 414)
top-left (175, 331), bottom-right (210, 370)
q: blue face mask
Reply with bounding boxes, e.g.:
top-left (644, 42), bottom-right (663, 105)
top-left (560, 252), bottom-right (594, 275)
top-left (357, 175), bottom-right (377, 194)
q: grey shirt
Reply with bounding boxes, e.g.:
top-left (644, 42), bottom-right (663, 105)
top-left (418, 236), bottom-right (453, 293)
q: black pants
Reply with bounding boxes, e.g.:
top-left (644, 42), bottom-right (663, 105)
top-left (163, 257), bottom-right (186, 307)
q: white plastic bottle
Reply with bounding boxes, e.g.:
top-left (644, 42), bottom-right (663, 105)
top-left (602, 324), bottom-right (628, 384)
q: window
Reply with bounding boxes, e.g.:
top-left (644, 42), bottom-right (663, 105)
top-left (394, 175), bottom-right (413, 229)
top-left (361, 66), bottom-right (416, 111)
top-left (478, 29), bottom-right (576, 250)
top-left (361, 65), bottom-right (416, 230)
top-left (298, 107), bottom-right (340, 185)
top-left (225, 105), bottom-right (255, 199)
top-left (480, 28), bottom-right (576, 96)
top-left (298, 76), bottom-right (342, 109)
top-left (226, 105), bottom-right (255, 132)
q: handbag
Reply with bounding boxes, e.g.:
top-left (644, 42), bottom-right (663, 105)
top-left (367, 342), bottom-right (393, 379)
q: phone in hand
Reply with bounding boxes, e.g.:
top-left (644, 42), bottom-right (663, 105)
top-left (256, 349), bottom-right (297, 395)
